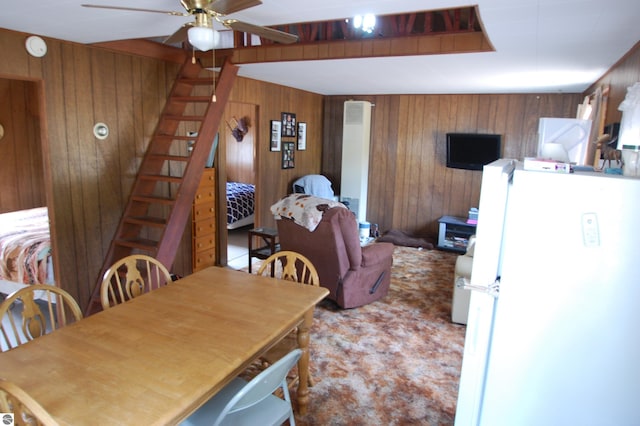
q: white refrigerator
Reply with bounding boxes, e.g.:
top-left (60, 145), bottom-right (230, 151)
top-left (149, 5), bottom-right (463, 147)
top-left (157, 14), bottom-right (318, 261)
top-left (454, 159), bottom-right (640, 426)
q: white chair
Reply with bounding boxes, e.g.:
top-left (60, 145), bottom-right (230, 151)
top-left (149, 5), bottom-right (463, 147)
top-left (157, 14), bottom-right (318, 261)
top-left (181, 349), bottom-right (302, 426)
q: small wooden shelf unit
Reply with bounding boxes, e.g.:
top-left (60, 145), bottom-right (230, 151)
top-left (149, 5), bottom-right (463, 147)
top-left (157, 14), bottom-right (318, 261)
top-left (192, 168), bottom-right (216, 272)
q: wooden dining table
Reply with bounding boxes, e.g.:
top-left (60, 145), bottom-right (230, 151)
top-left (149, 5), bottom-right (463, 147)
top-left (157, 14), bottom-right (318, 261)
top-left (0, 266), bottom-right (328, 425)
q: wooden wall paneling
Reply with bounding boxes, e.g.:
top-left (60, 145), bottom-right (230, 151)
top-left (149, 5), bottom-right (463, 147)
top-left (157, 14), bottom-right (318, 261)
top-left (92, 50), bottom-right (123, 276)
top-left (114, 54), bottom-right (137, 206)
top-left (415, 96), bottom-right (439, 235)
top-left (0, 79), bottom-right (45, 212)
top-left (40, 39), bottom-right (80, 303)
top-left (324, 92), bottom-right (587, 241)
top-left (587, 41), bottom-right (640, 125)
top-left (0, 33), bottom-right (30, 77)
top-left (24, 82), bottom-right (46, 208)
top-left (16, 82), bottom-right (41, 208)
top-left (430, 95), bottom-right (453, 232)
top-left (0, 79), bottom-right (19, 211)
top-left (321, 96), bottom-right (344, 191)
top-left (4, 26), bottom-right (633, 307)
top-left (393, 96), bottom-right (417, 229)
top-left (448, 94), bottom-right (480, 217)
top-left (225, 101), bottom-right (256, 184)
top-left (45, 34), bottom-right (180, 304)
top-left (60, 43), bottom-right (95, 305)
top-left (1, 80), bottom-right (20, 211)
top-left (226, 78), bottom-right (324, 231)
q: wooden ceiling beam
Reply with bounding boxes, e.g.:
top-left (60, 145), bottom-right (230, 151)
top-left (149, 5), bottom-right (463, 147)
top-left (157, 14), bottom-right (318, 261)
top-left (89, 39), bottom-right (187, 63)
top-left (199, 31), bottom-right (493, 68)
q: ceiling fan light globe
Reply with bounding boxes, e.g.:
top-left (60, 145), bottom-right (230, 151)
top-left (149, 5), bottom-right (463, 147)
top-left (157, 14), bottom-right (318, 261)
top-left (188, 26), bottom-right (218, 51)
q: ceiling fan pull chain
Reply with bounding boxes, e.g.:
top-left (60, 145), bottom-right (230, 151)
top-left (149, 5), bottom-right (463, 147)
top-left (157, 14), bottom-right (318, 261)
top-left (211, 47), bottom-right (216, 102)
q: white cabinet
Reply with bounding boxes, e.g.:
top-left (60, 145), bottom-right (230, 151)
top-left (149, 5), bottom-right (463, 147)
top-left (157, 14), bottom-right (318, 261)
top-left (340, 100), bottom-right (372, 223)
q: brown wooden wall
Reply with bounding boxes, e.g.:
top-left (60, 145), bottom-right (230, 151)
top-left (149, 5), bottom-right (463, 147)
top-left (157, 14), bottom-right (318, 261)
top-left (226, 77), bottom-right (324, 229)
top-left (587, 41), bottom-right (640, 126)
top-left (323, 93), bottom-right (584, 238)
top-left (0, 24), bottom-right (636, 308)
top-left (0, 28), bottom-right (324, 307)
top-left (225, 101), bottom-right (257, 184)
top-left (0, 28), bottom-right (181, 306)
top-left (0, 78), bottom-right (46, 213)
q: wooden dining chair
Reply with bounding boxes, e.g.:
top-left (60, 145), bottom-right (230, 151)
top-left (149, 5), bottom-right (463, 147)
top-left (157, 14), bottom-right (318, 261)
top-left (100, 254), bottom-right (172, 310)
top-left (180, 349), bottom-right (302, 426)
top-left (256, 251), bottom-right (319, 389)
top-left (256, 250), bottom-right (319, 285)
top-left (0, 378), bottom-right (59, 426)
top-left (0, 285), bottom-right (83, 352)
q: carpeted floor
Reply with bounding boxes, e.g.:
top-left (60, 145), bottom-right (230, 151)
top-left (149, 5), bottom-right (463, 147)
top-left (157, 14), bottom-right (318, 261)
top-left (250, 245), bottom-right (466, 425)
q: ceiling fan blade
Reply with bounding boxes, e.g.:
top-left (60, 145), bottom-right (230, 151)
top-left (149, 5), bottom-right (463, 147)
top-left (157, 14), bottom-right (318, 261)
top-left (224, 20), bottom-right (298, 44)
top-left (164, 24), bottom-right (192, 45)
top-left (208, 0), bottom-right (262, 15)
top-left (81, 4), bottom-right (188, 16)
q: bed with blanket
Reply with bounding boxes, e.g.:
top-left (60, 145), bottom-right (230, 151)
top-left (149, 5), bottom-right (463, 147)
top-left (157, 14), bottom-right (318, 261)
top-left (226, 182), bottom-right (255, 230)
top-left (0, 207), bottom-right (54, 294)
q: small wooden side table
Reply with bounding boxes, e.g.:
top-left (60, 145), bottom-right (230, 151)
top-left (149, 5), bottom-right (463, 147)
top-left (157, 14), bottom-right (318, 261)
top-left (248, 227), bottom-right (280, 273)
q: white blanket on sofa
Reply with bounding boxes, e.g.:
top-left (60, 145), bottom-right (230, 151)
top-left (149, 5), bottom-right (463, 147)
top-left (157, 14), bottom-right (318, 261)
top-left (271, 194), bottom-right (346, 232)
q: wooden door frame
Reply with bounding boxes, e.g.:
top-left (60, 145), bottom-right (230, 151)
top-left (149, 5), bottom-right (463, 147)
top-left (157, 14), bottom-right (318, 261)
top-left (216, 102), bottom-right (259, 266)
top-left (0, 75), bottom-right (57, 286)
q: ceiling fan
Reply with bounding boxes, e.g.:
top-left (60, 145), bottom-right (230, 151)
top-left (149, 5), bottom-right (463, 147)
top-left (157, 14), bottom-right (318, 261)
top-left (82, 0), bottom-right (298, 51)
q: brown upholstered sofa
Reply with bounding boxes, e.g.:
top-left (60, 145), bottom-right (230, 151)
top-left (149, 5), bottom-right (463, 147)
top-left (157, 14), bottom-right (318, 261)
top-left (274, 201), bottom-right (394, 308)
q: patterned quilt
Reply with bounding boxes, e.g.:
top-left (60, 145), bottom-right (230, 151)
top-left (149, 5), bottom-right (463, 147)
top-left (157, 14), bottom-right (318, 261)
top-left (0, 207), bottom-right (52, 285)
top-left (270, 193), bottom-right (346, 232)
top-left (226, 182), bottom-right (255, 225)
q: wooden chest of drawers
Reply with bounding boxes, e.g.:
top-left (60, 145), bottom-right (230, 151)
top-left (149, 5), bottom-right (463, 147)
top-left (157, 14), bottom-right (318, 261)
top-left (192, 168), bottom-right (216, 272)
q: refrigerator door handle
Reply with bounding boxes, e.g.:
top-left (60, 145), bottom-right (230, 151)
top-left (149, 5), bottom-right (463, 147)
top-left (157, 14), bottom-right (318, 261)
top-left (456, 276), bottom-right (500, 298)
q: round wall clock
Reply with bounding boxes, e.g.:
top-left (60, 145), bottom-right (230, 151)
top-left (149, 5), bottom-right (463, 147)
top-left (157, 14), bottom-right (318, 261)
top-left (25, 35), bottom-right (47, 57)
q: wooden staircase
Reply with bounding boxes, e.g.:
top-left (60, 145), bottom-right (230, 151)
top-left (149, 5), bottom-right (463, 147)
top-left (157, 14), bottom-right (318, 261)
top-left (85, 57), bottom-right (239, 316)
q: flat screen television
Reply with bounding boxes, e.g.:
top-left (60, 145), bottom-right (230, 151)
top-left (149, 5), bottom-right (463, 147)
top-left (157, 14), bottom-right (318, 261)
top-left (446, 133), bottom-right (502, 170)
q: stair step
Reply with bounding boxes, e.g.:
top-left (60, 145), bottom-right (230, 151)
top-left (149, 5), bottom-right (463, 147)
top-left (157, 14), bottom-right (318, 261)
top-left (164, 115), bottom-right (205, 122)
top-left (162, 115), bottom-right (204, 121)
top-left (171, 96), bottom-right (212, 103)
top-left (88, 57), bottom-right (238, 317)
top-left (178, 77), bottom-right (214, 85)
top-left (149, 154), bottom-right (190, 162)
top-left (124, 216), bottom-right (167, 227)
top-left (139, 174), bottom-right (184, 184)
top-left (131, 195), bottom-right (175, 205)
top-left (156, 134), bottom-right (198, 141)
top-left (114, 238), bottom-right (159, 252)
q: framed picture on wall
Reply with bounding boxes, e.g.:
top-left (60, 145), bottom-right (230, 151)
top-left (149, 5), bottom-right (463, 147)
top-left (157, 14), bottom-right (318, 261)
top-left (282, 141), bottom-right (295, 169)
top-left (281, 112), bottom-right (297, 138)
top-left (297, 122), bottom-right (307, 150)
top-left (270, 120), bottom-right (281, 151)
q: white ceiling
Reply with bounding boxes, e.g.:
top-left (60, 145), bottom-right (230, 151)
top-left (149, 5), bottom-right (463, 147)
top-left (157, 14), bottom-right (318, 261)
top-left (1, 0), bottom-right (639, 95)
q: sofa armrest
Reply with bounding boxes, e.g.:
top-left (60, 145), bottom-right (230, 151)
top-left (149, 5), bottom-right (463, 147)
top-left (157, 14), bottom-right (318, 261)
top-left (361, 242), bottom-right (394, 268)
top-left (465, 235), bottom-right (476, 257)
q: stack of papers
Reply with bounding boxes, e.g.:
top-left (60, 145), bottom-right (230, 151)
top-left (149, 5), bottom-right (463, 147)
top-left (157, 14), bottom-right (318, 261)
top-left (523, 157), bottom-right (571, 173)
